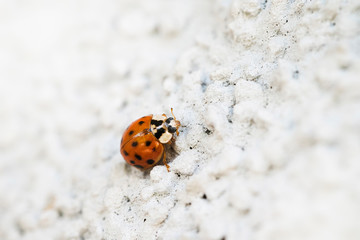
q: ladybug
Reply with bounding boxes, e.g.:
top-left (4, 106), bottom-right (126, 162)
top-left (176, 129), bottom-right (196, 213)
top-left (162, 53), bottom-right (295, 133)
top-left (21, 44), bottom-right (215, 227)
top-left (120, 108), bottom-right (181, 172)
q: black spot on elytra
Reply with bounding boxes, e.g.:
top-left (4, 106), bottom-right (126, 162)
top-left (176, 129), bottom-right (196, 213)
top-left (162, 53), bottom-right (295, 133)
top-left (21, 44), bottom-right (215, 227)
top-left (134, 165), bottom-right (144, 169)
top-left (154, 128), bottom-right (165, 139)
top-left (202, 194), bottom-right (207, 200)
top-left (168, 126), bottom-right (177, 133)
top-left (151, 119), bottom-right (163, 127)
top-left (165, 117), bottom-right (173, 124)
top-left (123, 150), bottom-right (129, 156)
top-left (130, 160), bottom-right (135, 164)
top-left (135, 154), bottom-right (142, 160)
top-left (147, 159), bottom-right (154, 165)
top-left (132, 141), bottom-right (138, 147)
top-left (146, 141), bottom-right (151, 146)
top-left (138, 121), bottom-right (145, 125)
top-left (152, 147), bottom-right (156, 152)
top-left (129, 130), bottom-right (134, 136)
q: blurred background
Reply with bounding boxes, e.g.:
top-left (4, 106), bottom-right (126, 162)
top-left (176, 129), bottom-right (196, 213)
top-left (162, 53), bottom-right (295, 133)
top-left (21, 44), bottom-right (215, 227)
top-left (0, 1), bottom-right (216, 239)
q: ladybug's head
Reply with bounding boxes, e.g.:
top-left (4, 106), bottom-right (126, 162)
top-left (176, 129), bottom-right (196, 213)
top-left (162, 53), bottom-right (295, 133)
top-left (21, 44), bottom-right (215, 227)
top-left (165, 108), bottom-right (181, 136)
top-left (150, 108), bottom-right (181, 144)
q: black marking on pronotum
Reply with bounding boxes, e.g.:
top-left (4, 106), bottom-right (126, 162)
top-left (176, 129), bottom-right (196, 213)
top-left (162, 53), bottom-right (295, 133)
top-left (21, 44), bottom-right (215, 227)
top-left (168, 126), bottom-right (177, 133)
top-left (123, 150), bottom-right (129, 156)
top-left (138, 121), bottom-right (145, 125)
top-left (130, 160), bottom-right (135, 164)
top-left (135, 154), bottom-right (142, 160)
top-left (151, 119), bottom-right (163, 127)
top-left (165, 117), bottom-right (173, 124)
top-left (146, 141), bottom-right (151, 146)
top-left (132, 141), bottom-right (138, 147)
top-left (154, 128), bottom-right (166, 139)
top-left (129, 130), bottom-right (134, 136)
top-left (134, 165), bottom-right (144, 169)
top-left (147, 159), bottom-right (154, 165)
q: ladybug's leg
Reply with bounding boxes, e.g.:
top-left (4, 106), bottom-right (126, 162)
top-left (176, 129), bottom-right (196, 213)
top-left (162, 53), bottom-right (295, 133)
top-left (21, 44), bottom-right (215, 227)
top-left (163, 151), bottom-right (170, 172)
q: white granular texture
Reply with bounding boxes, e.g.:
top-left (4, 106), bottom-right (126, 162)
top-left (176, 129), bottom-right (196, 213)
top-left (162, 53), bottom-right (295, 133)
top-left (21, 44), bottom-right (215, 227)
top-left (1, 1), bottom-right (360, 240)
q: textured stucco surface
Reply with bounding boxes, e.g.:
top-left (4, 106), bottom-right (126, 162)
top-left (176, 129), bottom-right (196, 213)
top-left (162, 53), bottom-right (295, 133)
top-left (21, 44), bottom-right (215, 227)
top-left (1, 1), bottom-right (360, 240)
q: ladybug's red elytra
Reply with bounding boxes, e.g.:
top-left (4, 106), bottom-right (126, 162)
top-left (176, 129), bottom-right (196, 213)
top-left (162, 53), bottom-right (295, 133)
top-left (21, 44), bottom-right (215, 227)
top-left (120, 108), bottom-right (180, 172)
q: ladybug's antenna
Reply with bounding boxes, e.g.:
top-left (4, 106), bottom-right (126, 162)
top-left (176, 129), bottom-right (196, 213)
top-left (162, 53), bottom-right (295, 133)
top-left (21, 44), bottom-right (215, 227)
top-left (170, 108), bottom-right (180, 136)
top-left (171, 108), bottom-right (177, 121)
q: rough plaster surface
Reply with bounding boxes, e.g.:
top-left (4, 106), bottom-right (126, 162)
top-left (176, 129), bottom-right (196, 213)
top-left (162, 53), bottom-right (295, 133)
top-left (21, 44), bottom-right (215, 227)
top-left (1, 0), bottom-right (360, 240)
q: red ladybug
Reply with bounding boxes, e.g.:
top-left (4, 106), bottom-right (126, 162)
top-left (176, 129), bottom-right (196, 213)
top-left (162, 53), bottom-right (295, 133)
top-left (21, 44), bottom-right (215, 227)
top-left (120, 108), bottom-right (180, 172)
